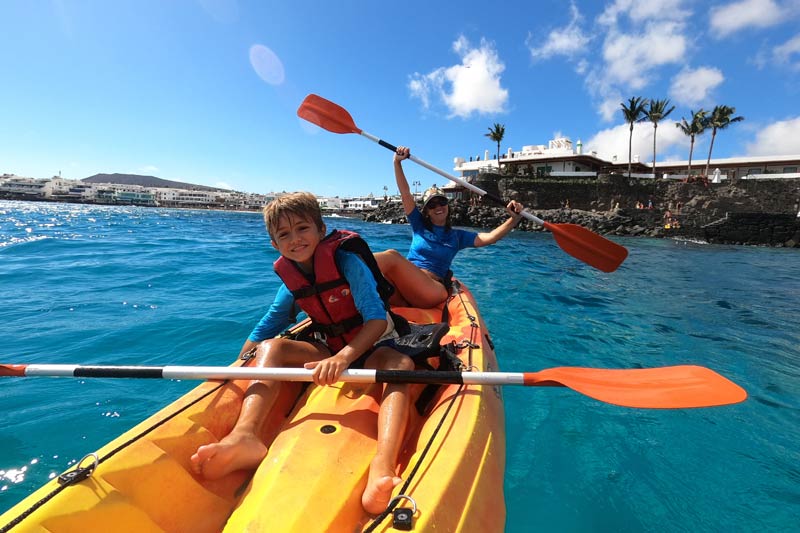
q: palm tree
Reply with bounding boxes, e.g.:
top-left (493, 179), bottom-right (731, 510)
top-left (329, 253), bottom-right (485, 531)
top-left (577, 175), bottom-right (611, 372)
top-left (620, 97), bottom-right (648, 178)
top-left (675, 109), bottom-right (708, 177)
top-left (485, 123), bottom-right (505, 173)
top-left (704, 105), bottom-right (744, 178)
top-left (644, 98), bottom-right (675, 177)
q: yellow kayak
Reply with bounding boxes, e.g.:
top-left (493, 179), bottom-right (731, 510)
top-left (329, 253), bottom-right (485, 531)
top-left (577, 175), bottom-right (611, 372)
top-left (0, 281), bottom-right (505, 532)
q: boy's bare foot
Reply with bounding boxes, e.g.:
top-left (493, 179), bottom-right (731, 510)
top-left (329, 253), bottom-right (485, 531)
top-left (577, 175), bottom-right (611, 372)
top-left (190, 431), bottom-right (267, 480)
top-left (362, 473), bottom-right (402, 515)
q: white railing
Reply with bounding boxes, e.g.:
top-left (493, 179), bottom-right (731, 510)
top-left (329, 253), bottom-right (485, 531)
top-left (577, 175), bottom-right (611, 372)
top-left (660, 173), bottom-right (728, 181)
top-left (741, 173), bottom-right (800, 180)
top-left (549, 171), bottom-right (598, 177)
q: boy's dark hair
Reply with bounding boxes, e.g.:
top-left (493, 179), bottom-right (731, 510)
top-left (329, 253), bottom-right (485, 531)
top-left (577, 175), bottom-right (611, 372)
top-left (263, 192), bottom-right (324, 240)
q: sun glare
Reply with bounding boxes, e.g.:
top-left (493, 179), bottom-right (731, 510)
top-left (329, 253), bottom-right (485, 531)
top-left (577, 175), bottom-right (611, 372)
top-left (249, 44), bottom-right (285, 86)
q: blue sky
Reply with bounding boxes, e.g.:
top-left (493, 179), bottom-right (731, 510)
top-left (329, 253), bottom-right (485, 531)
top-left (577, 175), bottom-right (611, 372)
top-left (2, 0), bottom-right (799, 197)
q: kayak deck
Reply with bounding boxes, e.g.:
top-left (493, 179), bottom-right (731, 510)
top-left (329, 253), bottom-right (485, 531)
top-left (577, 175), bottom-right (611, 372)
top-left (1, 281), bottom-right (505, 532)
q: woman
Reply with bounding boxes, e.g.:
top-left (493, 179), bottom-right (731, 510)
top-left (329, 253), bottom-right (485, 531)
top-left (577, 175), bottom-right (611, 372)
top-left (375, 146), bottom-right (524, 308)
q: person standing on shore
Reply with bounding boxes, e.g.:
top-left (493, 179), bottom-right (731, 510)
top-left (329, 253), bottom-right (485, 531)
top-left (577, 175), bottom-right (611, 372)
top-left (375, 146), bottom-right (524, 308)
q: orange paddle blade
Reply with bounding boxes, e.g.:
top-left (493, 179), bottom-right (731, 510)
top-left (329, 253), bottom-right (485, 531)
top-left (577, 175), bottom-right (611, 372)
top-left (0, 364), bottom-right (25, 377)
top-left (524, 365), bottom-right (747, 408)
top-left (544, 222), bottom-right (628, 273)
top-left (297, 94), bottom-right (361, 135)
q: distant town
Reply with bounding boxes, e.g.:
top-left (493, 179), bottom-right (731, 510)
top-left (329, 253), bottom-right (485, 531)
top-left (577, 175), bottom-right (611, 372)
top-left (0, 172), bottom-right (398, 215)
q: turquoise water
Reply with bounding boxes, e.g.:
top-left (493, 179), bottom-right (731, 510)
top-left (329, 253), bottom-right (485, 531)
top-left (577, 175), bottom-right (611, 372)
top-left (1, 199), bottom-right (798, 531)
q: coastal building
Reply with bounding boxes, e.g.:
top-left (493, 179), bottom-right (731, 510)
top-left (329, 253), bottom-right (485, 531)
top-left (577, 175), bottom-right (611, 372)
top-left (343, 195), bottom-right (381, 211)
top-left (454, 137), bottom-right (611, 179)
top-left (151, 187), bottom-right (217, 207)
top-left (228, 192), bottom-right (275, 210)
top-left (0, 176), bottom-right (50, 197)
top-left (653, 155), bottom-right (800, 181)
top-left (61, 183), bottom-right (96, 202)
top-left (318, 196), bottom-right (344, 212)
top-left (453, 137), bottom-right (800, 181)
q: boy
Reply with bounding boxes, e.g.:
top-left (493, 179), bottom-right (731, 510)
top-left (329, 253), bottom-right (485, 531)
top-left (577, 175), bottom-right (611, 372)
top-left (190, 192), bottom-right (413, 515)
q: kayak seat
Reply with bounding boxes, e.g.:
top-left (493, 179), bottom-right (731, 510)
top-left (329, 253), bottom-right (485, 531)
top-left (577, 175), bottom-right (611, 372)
top-left (394, 321), bottom-right (450, 363)
top-left (394, 322), bottom-right (469, 417)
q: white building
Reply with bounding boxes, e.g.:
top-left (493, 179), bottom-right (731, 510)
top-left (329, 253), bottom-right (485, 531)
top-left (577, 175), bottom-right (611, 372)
top-left (150, 187), bottom-right (218, 207)
top-left (0, 176), bottom-right (50, 197)
top-left (318, 196), bottom-right (344, 211)
top-left (454, 137), bottom-right (604, 179)
top-left (654, 155), bottom-right (800, 180)
top-left (343, 195), bottom-right (380, 211)
top-left (454, 137), bottom-right (800, 181)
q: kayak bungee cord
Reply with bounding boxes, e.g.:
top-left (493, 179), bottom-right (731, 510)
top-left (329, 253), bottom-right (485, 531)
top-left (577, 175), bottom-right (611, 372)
top-left (364, 287), bottom-right (475, 532)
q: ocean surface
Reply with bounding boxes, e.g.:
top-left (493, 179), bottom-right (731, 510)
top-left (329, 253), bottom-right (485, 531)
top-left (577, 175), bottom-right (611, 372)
top-left (0, 199), bottom-right (798, 532)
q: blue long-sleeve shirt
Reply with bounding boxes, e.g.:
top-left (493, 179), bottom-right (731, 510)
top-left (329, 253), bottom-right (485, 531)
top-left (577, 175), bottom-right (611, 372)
top-left (247, 250), bottom-right (388, 343)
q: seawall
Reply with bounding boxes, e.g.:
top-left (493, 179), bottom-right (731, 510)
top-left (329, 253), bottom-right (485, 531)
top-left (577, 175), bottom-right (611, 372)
top-left (365, 174), bottom-right (800, 247)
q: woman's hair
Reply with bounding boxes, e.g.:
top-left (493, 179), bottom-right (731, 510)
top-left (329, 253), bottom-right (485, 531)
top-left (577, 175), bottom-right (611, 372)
top-left (263, 192), bottom-right (324, 240)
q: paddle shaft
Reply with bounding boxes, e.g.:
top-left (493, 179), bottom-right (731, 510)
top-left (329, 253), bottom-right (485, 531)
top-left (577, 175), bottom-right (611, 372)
top-left (365, 132), bottom-right (546, 226)
top-left (3, 364), bottom-right (530, 385)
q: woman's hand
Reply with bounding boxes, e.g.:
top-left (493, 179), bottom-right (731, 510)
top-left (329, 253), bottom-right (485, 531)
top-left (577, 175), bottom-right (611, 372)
top-left (394, 146), bottom-right (410, 163)
top-left (506, 200), bottom-right (524, 219)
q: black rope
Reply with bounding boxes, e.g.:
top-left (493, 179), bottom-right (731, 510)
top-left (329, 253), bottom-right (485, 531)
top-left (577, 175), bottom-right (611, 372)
top-left (362, 383), bottom-right (465, 533)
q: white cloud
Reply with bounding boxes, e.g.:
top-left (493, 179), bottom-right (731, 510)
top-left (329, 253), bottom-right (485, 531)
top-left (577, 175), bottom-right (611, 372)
top-left (773, 34), bottom-right (800, 69)
top-left (601, 21), bottom-right (688, 90)
top-left (599, 0), bottom-right (690, 25)
top-left (526, 1), bottom-right (699, 122)
top-left (409, 36), bottom-right (508, 119)
top-left (669, 66), bottom-right (725, 106)
top-left (586, 119), bottom-right (688, 164)
top-left (215, 181), bottom-right (233, 190)
top-left (709, 0), bottom-right (785, 38)
top-left (598, 94), bottom-right (624, 122)
top-left (528, 2), bottom-right (590, 61)
top-left (583, 2), bottom-right (691, 121)
top-left (140, 165), bottom-right (160, 174)
top-left (745, 116), bottom-right (800, 155)
top-left (582, 20), bottom-right (687, 120)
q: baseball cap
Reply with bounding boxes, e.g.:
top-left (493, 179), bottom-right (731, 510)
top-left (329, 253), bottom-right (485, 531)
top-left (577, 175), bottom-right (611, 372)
top-left (421, 187), bottom-right (448, 208)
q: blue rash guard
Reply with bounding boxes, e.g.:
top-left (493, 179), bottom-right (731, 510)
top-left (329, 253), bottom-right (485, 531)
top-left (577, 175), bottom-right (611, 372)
top-left (247, 250), bottom-right (388, 343)
top-left (405, 208), bottom-right (477, 279)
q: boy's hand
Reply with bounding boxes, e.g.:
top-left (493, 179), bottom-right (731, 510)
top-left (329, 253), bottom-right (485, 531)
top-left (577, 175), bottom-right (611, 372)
top-left (304, 354), bottom-right (350, 386)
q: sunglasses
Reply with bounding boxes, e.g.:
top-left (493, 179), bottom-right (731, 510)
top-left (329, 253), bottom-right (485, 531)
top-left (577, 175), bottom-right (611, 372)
top-left (426, 197), bottom-right (449, 208)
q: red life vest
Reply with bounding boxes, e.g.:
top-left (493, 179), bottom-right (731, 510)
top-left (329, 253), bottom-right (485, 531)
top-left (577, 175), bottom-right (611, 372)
top-left (273, 230), bottom-right (394, 353)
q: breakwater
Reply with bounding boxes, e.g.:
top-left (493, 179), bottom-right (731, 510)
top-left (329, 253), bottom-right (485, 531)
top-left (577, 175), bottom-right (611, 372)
top-left (364, 174), bottom-right (800, 247)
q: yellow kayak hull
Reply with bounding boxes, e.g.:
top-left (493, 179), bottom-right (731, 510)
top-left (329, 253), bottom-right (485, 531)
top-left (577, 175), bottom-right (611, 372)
top-left (1, 282), bottom-right (505, 532)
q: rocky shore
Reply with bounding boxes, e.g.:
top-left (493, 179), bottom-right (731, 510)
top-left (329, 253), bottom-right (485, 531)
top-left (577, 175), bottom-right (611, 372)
top-left (364, 175), bottom-right (800, 248)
